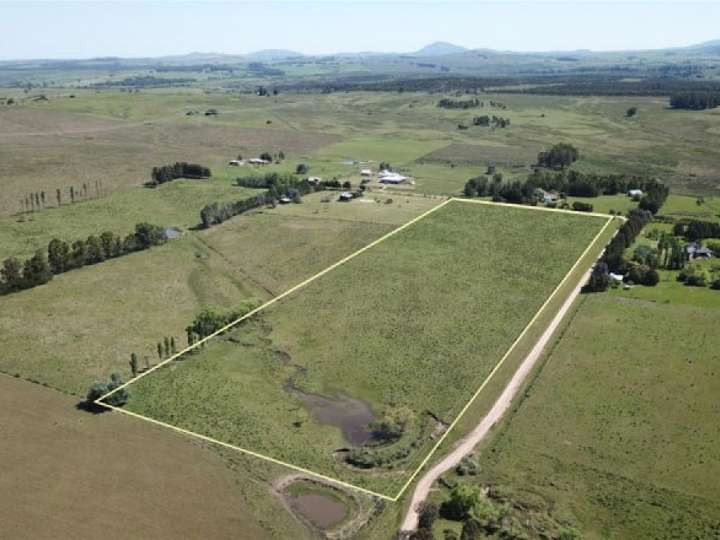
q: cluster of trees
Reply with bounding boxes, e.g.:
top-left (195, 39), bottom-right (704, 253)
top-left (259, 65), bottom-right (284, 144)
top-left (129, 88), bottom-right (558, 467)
top-left (527, 169), bottom-right (667, 201)
top-left (669, 92), bottom-right (720, 110)
top-left (19, 181), bottom-right (105, 214)
top-left (255, 85), bottom-right (279, 96)
top-left (185, 301), bottom-right (260, 349)
top-left (0, 223), bottom-right (167, 295)
top-left (86, 373), bottom-right (129, 408)
top-left (586, 209), bottom-right (655, 293)
top-left (150, 162), bottom-right (211, 186)
top-left (536, 143), bottom-right (579, 169)
top-left (472, 115), bottom-right (510, 128)
top-left (155, 336), bottom-right (178, 361)
top-left (201, 174), bottom-right (327, 228)
top-left (437, 97), bottom-right (481, 109)
top-left (673, 219), bottom-right (720, 241)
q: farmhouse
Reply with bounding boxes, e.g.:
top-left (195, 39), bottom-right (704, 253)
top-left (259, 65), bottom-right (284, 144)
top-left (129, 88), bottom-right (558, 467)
top-left (536, 188), bottom-right (558, 204)
top-left (228, 159), bottom-right (243, 166)
top-left (361, 168), bottom-right (373, 177)
top-left (307, 176), bottom-right (322, 185)
top-left (378, 171), bottom-right (410, 184)
top-left (686, 242), bottom-right (713, 259)
top-left (338, 191), bottom-right (354, 201)
top-left (628, 189), bottom-right (644, 199)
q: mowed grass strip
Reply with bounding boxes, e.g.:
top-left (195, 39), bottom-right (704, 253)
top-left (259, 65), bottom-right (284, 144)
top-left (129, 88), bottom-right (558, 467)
top-left (124, 201), bottom-right (608, 496)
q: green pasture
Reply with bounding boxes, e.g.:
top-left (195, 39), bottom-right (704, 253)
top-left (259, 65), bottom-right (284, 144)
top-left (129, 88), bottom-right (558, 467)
top-left (122, 201), bottom-right (608, 496)
top-left (474, 292), bottom-right (720, 539)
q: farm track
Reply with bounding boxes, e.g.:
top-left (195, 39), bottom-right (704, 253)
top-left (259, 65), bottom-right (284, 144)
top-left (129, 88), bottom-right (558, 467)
top-left (400, 262), bottom-right (595, 532)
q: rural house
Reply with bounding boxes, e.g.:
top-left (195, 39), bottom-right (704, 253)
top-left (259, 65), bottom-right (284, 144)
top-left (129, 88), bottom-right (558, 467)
top-left (686, 242), bottom-right (714, 259)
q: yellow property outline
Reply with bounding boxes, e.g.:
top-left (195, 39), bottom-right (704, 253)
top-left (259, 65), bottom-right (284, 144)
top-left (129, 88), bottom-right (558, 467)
top-left (97, 197), bottom-right (618, 502)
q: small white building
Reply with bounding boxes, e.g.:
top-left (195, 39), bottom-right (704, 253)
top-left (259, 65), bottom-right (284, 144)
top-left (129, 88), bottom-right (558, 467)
top-left (360, 168), bottom-right (372, 177)
top-left (248, 158), bottom-right (270, 165)
top-left (378, 170), bottom-right (410, 184)
top-left (307, 176), bottom-right (322, 184)
top-left (228, 159), bottom-right (243, 166)
top-left (628, 189), bottom-right (644, 199)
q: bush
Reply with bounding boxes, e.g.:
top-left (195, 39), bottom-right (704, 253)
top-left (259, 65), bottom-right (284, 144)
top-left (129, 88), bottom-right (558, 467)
top-left (572, 201), bottom-right (594, 212)
top-left (295, 163), bottom-right (309, 174)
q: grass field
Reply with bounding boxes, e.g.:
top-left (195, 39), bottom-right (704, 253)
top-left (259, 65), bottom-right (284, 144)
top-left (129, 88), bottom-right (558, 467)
top-left (469, 291), bottom-right (720, 539)
top-left (117, 201), bottom-right (608, 497)
top-left (0, 374), bottom-right (307, 540)
top-left (0, 201), bottom-right (402, 396)
top-left (4, 90), bottom-right (720, 219)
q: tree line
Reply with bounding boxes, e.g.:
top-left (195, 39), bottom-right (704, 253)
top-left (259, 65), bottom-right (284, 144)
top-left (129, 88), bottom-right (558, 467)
top-left (150, 162), bottom-right (211, 186)
top-left (1, 223), bottom-right (167, 295)
top-left (463, 168), bottom-right (668, 211)
top-left (472, 115), bottom-right (510, 128)
top-left (201, 174), bottom-right (329, 228)
top-left (673, 219), bottom-right (720, 241)
top-left (669, 92), bottom-right (720, 110)
top-left (18, 180), bottom-right (105, 214)
top-left (437, 97), bottom-right (481, 109)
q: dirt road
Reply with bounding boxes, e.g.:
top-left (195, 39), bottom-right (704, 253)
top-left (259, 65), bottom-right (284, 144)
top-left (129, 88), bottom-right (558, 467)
top-left (400, 264), bottom-right (594, 532)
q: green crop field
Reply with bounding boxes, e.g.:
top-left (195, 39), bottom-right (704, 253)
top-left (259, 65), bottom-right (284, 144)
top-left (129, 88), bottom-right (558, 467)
top-left (117, 200), bottom-right (609, 497)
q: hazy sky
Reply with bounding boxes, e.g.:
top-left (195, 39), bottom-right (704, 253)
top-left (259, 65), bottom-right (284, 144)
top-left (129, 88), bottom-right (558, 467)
top-left (1, 1), bottom-right (719, 60)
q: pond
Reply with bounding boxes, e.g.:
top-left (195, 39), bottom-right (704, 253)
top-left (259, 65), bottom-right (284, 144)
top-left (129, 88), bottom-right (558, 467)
top-left (293, 391), bottom-right (376, 446)
top-left (291, 492), bottom-right (348, 529)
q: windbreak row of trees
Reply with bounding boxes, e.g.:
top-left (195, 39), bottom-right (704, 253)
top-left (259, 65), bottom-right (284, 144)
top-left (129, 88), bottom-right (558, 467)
top-left (437, 97), bottom-right (481, 109)
top-left (150, 162), bottom-right (211, 186)
top-left (587, 209), bottom-right (654, 292)
top-left (201, 174), bottom-right (326, 228)
top-left (463, 168), bottom-right (668, 211)
top-left (669, 92), bottom-right (720, 110)
top-left (1, 223), bottom-right (167, 295)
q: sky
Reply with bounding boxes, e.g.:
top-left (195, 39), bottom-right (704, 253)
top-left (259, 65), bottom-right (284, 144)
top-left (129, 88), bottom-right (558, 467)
top-left (1, 1), bottom-right (719, 60)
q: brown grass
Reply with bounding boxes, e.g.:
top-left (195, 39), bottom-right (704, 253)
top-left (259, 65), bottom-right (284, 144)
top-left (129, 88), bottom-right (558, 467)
top-left (0, 374), bottom-right (307, 540)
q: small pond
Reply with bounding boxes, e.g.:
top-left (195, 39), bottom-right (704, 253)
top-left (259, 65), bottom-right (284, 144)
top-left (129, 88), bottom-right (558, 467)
top-left (291, 493), bottom-right (348, 529)
top-left (293, 391), bottom-right (376, 446)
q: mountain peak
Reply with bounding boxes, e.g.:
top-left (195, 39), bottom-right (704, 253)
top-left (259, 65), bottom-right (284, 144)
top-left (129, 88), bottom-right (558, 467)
top-left (414, 41), bottom-right (468, 56)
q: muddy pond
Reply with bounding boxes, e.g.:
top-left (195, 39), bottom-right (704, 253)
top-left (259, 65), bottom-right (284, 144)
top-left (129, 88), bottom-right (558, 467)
top-left (292, 391), bottom-right (376, 446)
top-left (290, 492), bottom-right (348, 529)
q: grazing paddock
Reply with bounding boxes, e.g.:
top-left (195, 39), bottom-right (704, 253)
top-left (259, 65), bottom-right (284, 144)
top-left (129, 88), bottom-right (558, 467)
top-left (475, 293), bottom-right (720, 538)
top-left (0, 375), bottom-right (306, 540)
top-left (116, 200), bottom-right (609, 497)
top-left (0, 207), bottom-right (395, 396)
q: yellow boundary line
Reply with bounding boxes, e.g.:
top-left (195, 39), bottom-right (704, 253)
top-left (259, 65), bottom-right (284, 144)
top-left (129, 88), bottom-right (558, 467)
top-left (96, 198), bottom-right (618, 502)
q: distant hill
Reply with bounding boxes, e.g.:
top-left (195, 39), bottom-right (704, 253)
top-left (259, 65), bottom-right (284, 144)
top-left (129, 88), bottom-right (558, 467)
top-left (245, 49), bottom-right (303, 61)
top-left (414, 42), bottom-right (468, 56)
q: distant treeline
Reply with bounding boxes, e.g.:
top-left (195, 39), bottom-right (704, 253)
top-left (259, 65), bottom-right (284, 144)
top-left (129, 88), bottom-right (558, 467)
top-left (437, 97), bottom-right (480, 109)
top-left (150, 162), bottom-right (211, 186)
top-left (201, 173), bottom-right (326, 228)
top-left (281, 74), bottom-right (720, 97)
top-left (247, 62), bottom-right (285, 77)
top-left (89, 76), bottom-right (197, 88)
top-left (1, 223), bottom-right (167, 295)
top-left (669, 92), bottom-right (720, 110)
